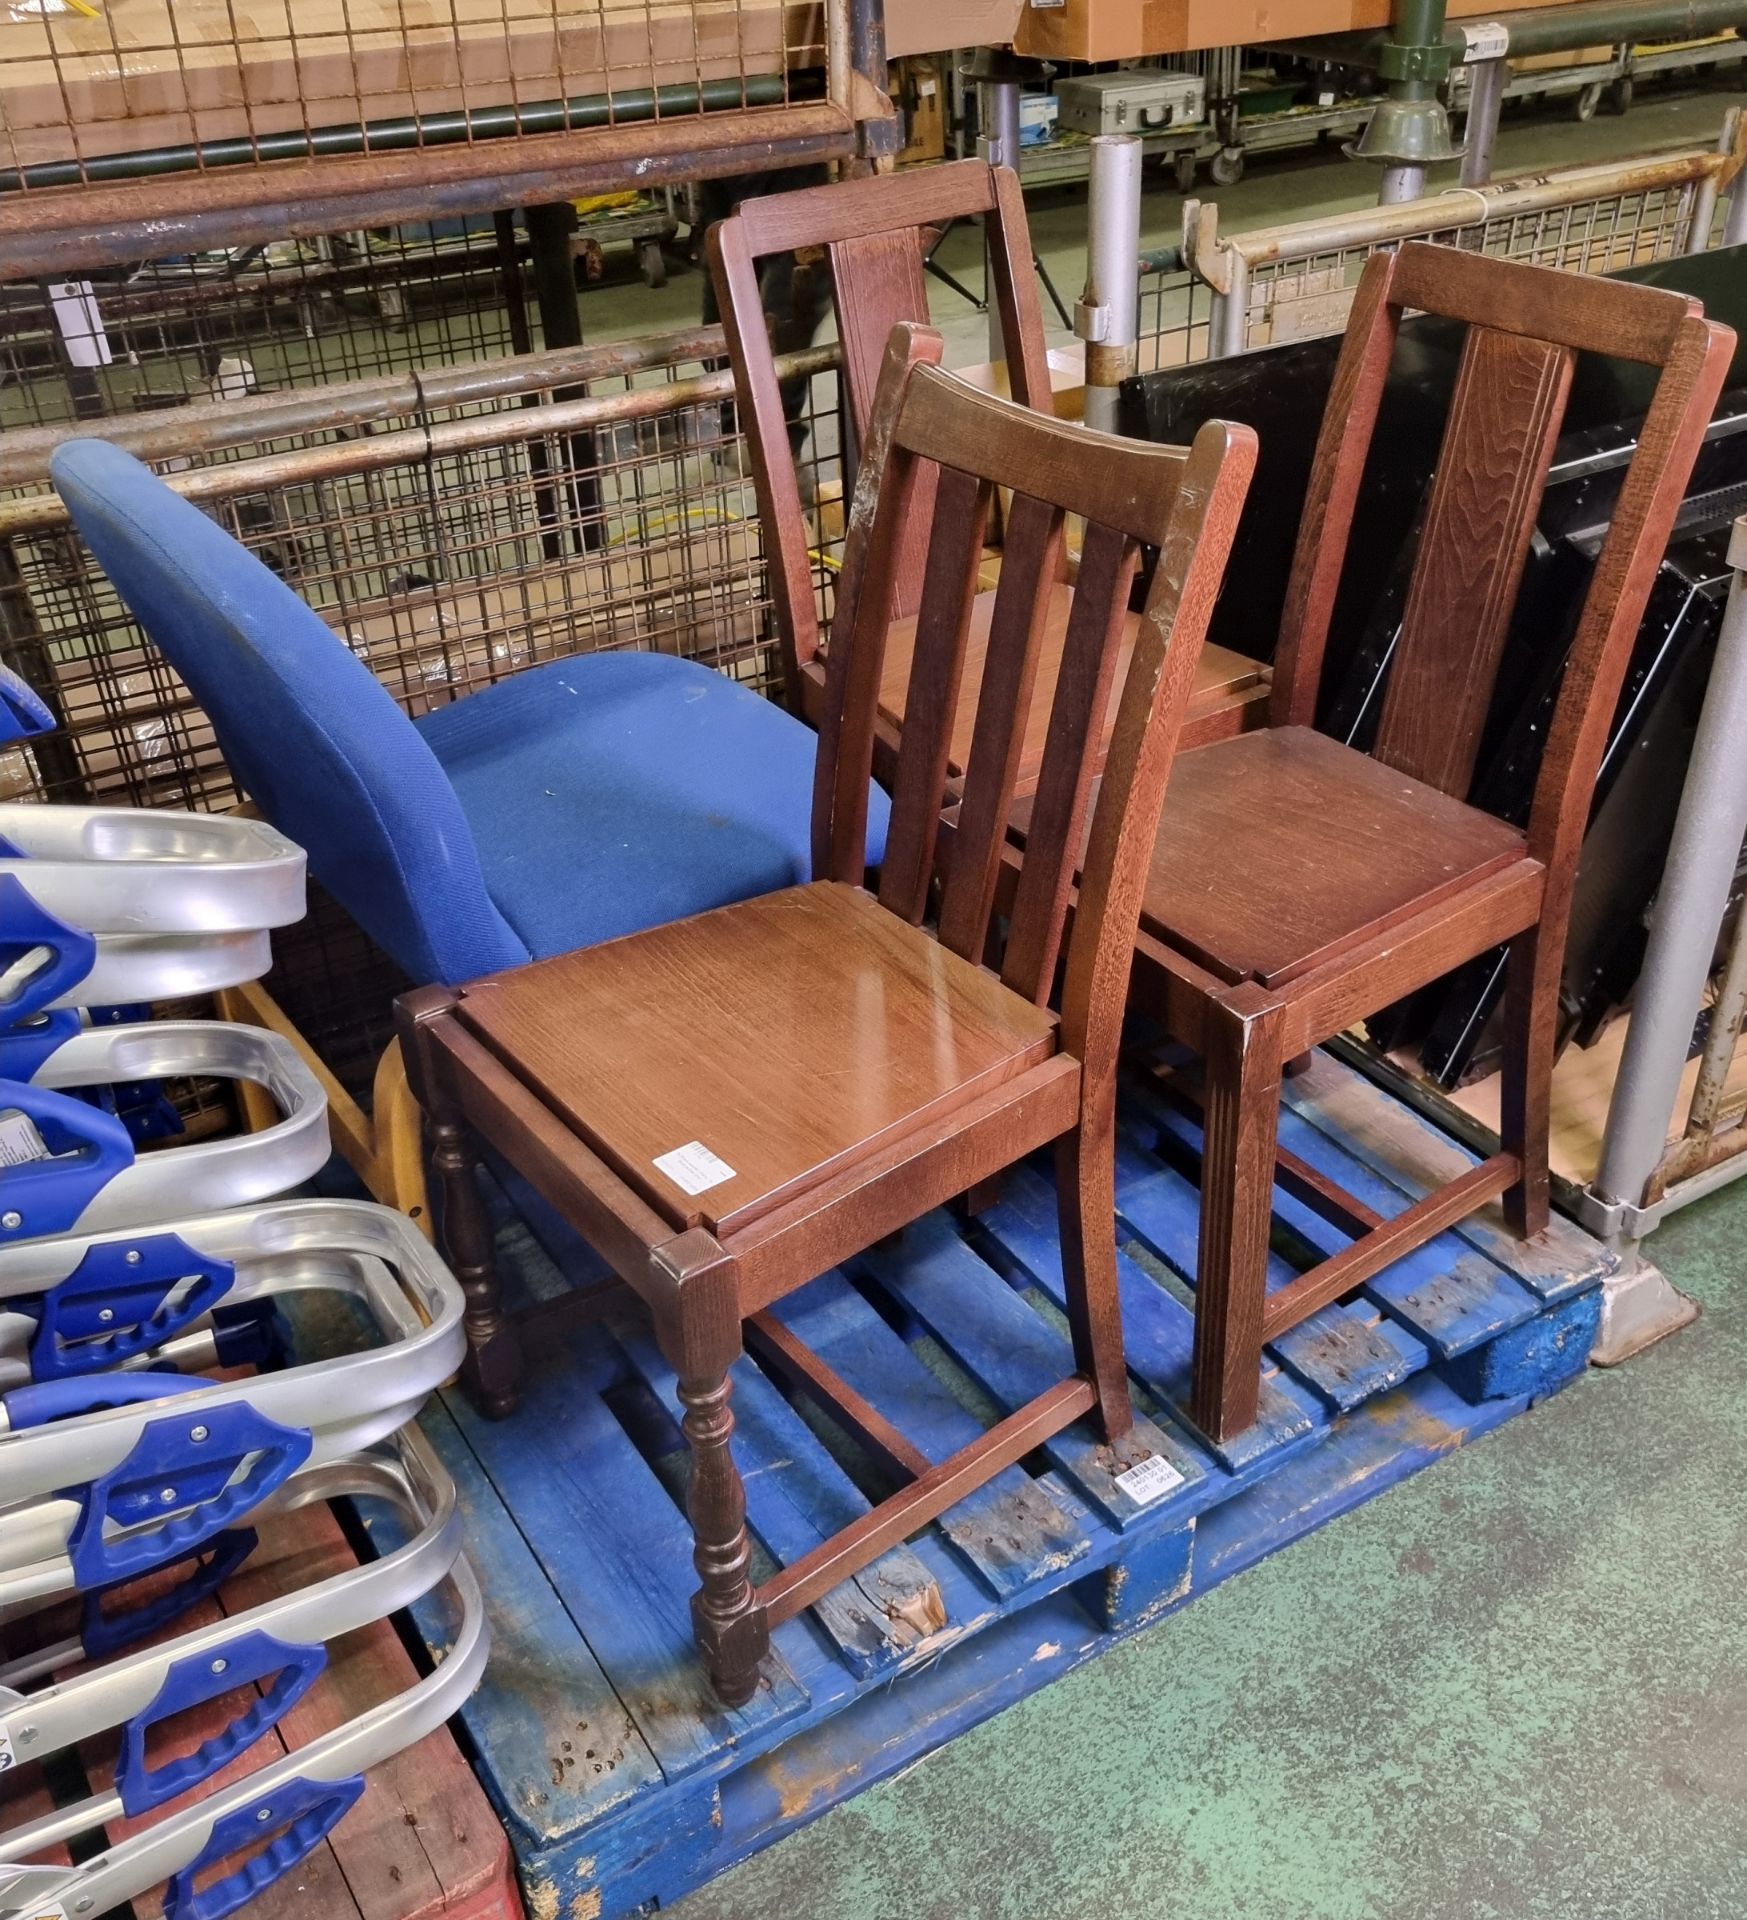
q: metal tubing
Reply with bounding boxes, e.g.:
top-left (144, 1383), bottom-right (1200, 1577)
top-left (1191, 145), bottom-right (1731, 288)
top-left (1593, 516), bottom-right (1747, 1222)
top-left (1460, 56), bottom-right (1508, 186)
top-left (1078, 135), bottom-right (1144, 435)
top-left (0, 103), bottom-right (856, 284)
top-left (980, 76), bottom-right (1024, 363)
top-left (0, 344), bottom-right (842, 540)
top-left (1725, 172), bottom-right (1747, 246)
top-left (1684, 896), bottom-right (1747, 1136)
top-left (1265, 0), bottom-right (1747, 70)
top-left (0, 75), bottom-right (801, 195)
top-left (0, 327), bottom-right (735, 489)
top-left (1380, 163), bottom-right (1428, 202)
top-left (1215, 255), bottom-right (1251, 358)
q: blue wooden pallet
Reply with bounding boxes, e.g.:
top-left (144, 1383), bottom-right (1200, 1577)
top-left (401, 1050), bottom-right (1610, 1920)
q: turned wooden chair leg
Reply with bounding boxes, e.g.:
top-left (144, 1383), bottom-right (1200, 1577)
top-left (1499, 926), bottom-right (1556, 1240)
top-left (1055, 1130), bottom-right (1134, 1442)
top-left (655, 1352), bottom-right (767, 1702)
top-left (652, 1239), bottom-right (769, 1707)
top-left (429, 1110), bottom-right (526, 1419)
top-left (1190, 1005), bottom-right (1283, 1442)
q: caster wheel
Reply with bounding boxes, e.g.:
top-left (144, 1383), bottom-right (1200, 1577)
top-left (639, 239), bottom-right (668, 289)
top-left (1573, 81), bottom-right (1602, 121)
top-left (1209, 146), bottom-right (1244, 187)
top-left (1606, 75), bottom-right (1634, 115)
top-left (1172, 150), bottom-right (1198, 193)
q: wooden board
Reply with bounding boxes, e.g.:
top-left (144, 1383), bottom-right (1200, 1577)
top-left (413, 1046), bottom-right (1611, 1920)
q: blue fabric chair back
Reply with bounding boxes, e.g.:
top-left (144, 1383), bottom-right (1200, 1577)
top-left (51, 441), bottom-right (527, 987)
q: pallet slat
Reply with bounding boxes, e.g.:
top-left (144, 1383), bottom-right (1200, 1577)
top-left (771, 1274), bottom-right (1093, 1600)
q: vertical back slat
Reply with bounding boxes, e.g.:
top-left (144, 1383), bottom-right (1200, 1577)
top-left (935, 492), bottom-right (1066, 964)
top-left (1000, 521), bottom-right (1139, 1003)
top-left (877, 465), bottom-right (993, 925)
top-left (812, 327), bottom-right (946, 884)
top-left (1269, 251), bottom-right (1402, 728)
top-left (1373, 326), bottom-right (1574, 797)
top-left (829, 230), bottom-right (940, 619)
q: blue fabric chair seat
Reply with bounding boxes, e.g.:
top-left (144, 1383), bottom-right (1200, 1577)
top-left (50, 438), bottom-right (890, 991)
top-left (418, 651), bottom-right (890, 958)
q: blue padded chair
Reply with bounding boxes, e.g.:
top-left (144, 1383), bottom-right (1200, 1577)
top-left (51, 441), bottom-right (888, 990)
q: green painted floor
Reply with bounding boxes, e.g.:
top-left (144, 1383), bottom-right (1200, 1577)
top-left (674, 1188), bottom-right (1747, 1920)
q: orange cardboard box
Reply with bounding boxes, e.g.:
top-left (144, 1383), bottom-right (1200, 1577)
top-left (1016, 0), bottom-right (1589, 67)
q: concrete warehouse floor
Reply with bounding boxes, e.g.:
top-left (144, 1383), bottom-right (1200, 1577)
top-left (671, 1176), bottom-right (1747, 1920)
top-left (658, 85), bottom-right (1747, 1920)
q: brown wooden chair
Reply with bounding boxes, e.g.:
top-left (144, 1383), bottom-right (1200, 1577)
top-left (1068, 240), bottom-right (1733, 1444)
top-left (398, 322), bottom-right (1255, 1705)
top-left (707, 159), bottom-right (1270, 784)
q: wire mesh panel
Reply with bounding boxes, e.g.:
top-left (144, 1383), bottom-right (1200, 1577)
top-left (0, 327), bottom-right (845, 815)
top-left (0, 0), bottom-right (828, 192)
top-left (1146, 141), bottom-right (1730, 368)
top-left (0, 218), bottom-right (550, 432)
top-left (1134, 255), bottom-right (1216, 374)
top-left (1233, 184), bottom-right (1700, 354)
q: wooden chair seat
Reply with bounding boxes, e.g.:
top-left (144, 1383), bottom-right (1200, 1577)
top-left (400, 328), bottom-right (1256, 1706)
top-left (454, 881), bottom-right (1061, 1237)
top-left (797, 585), bottom-right (1267, 781)
top-left (1136, 726), bottom-right (1532, 986)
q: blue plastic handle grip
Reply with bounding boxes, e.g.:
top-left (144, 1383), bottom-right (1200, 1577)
top-left (61, 1400), bottom-right (312, 1591)
top-left (0, 1076), bottom-right (133, 1240)
top-left (162, 1773), bottom-right (365, 1920)
top-left (4, 1367), bottom-right (190, 1430)
top-left (0, 664), bottom-right (55, 744)
top-left (28, 1231), bottom-right (237, 1381)
top-left (118, 1629), bottom-right (328, 1816)
top-left (80, 1529), bottom-right (258, 1664)
top-left (0, 1007), bottom-right (82, 1084)
top-left (0, 873), bottom-right (97, 1031)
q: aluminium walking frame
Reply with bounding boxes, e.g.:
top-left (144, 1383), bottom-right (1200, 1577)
top-left (0, 1202), bottom-right (464, 1614)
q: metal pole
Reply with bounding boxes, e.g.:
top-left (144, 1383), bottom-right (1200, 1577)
top-left (1588, 514), bottom-right (1747, 1352)
top-left (1216, 254), bottom-right (1250, 358)
top-left (1459, 55), bottom-right (1506, 187)
top-left (1724, 174), bottom-right (1747, 248)
top-left (1687, 107), bottom-right (1738, 251)
top-left (1077, 135), bottom-right (1143, 435)
top-left (1379, 162), bottom-right (1427, 203)
top-left (980, 73), bottom-right (1024, 363)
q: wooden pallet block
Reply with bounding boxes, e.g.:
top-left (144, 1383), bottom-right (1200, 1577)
top-left (414, 1045), bottom-right (1611, 1920)
top-left (6, 1494), bottom-right (519, 1920)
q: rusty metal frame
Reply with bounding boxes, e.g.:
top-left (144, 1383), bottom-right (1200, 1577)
top-left (0, 0), bottom-right (893, 282)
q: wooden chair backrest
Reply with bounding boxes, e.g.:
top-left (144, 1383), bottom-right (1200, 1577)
top-left (820, 322), bottom-right (1255, 1083)
top-left (1273, 240), bottom-right (1733, 895)
top-left (707, 161), bottom-right (1051, 701)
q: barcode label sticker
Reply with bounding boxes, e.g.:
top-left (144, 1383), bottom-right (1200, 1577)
top-left (0, 1111), bottom-right (51, 1167)
top-left (653, 1140), bottom-right (736, 1197)
top-left (1462, 21), bottom-right (1510, 60)
top-left (1113, 1453), bottom-right (1186, 1506)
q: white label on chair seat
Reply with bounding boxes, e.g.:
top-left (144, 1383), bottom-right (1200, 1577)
top-left (0, 1725), bottom-right (14, 1770)
top-left (1113, 1452), bottom-right (1186, 1506)
top-left (0, 1111), bottom-right (51, 1166)
top-left (653, 1140), bottom-right (737, 1196)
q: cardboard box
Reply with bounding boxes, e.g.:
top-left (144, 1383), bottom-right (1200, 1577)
top-left (891, 54), bottom-right (946, 167)
top-left (0, 0), bottom-right (824, 173)
top-left (1016, 0), bottom-right (1590, 68)
top-left (886, 0), bottom-right (1023, 59)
